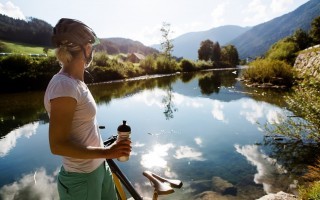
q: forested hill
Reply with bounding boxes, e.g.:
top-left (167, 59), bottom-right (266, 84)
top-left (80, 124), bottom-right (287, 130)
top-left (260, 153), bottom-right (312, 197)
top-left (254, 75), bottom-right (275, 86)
top-left (0, 15), bottom-right (158, 55)
top-left (0, 14), bottom-right (52, 46)
top-left (97, 37), bottom-right (159, 55)
top-left (231, 0), bottom-right (320, 59)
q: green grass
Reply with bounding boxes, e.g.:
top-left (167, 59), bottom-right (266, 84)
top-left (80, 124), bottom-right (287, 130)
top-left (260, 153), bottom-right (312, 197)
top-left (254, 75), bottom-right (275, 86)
top-left (299, 181), bottom-right (320, 200)
top-left (0, 40), bottom-right (54, 56)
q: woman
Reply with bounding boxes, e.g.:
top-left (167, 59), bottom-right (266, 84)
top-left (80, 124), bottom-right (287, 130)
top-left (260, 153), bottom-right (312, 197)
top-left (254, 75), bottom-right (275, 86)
top-left (44, 18), bottom-right (131, 200)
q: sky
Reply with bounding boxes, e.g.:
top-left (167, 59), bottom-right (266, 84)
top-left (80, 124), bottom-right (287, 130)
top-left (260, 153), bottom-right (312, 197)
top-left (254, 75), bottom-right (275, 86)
top-left (0, 0), bottom-right (310, 45)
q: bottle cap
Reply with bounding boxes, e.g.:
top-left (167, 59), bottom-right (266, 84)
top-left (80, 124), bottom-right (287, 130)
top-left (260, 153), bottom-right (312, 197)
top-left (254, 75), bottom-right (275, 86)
top-left (117, 120), bottom-right (131, 132)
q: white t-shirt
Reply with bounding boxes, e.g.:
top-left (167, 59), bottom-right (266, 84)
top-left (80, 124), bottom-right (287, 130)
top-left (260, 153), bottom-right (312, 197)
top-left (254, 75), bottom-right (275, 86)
top-left (44, 73), bottom-right (104, 173)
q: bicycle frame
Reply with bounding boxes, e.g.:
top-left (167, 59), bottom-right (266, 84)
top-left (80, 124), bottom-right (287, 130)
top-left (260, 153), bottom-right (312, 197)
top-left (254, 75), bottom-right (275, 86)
top-left (106, 159), bottom-right (143, 200)
top-left (104, 135), bottom-right (182, 200)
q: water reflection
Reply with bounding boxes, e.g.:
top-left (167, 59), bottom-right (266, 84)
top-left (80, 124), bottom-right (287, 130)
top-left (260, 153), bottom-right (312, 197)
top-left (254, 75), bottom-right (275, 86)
top-left (235, 144), bottom-right (297, 194)
top-left (240, 99), bottom-right (286, 125)
top-left (0, 168), bottom-right (59, 200)
top-left (174, 145), bottom-right (205, 161)
top-left (211, 100), bottom-right (228, 123)
top-left (0, 122), bottom-right (39, 157)
top-left (162, 84), bottom-right (177, 120)
top-left (140, 143), bottom-right (174, 169)
top-left (0, 68), bottom-right (315, 200)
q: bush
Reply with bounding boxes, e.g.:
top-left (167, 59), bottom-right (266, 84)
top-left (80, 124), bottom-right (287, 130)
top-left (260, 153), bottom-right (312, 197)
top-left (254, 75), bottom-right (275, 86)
top-left (139, 55), bottom-right (156, 74)
top-left (242, 58), bottom-right (294, 86)
top-left (299, 181), bottom-right (320, 200)
top-left (156, 56), bottom-right (179, 74)
top-left (179, 59), bottom-right (196, 72)
top-left (195, 60), bottom-right (214, 70)
top-left (93, 52), bottom-right (109, 67)
top-left (266, 39), bottom-right (299, 65)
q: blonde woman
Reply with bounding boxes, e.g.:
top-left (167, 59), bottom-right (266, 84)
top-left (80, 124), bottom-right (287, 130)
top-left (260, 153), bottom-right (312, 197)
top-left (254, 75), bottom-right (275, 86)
top-left (44, 18), bottom-right (131, 200)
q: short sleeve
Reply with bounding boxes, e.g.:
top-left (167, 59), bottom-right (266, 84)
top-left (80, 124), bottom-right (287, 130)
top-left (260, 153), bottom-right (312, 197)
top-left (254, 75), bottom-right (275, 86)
top-left (46, 76), bottom-right (80, 102)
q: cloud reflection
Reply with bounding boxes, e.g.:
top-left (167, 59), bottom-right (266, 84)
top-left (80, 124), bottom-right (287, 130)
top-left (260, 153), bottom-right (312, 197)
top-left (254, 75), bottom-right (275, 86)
top-left (235, 144), bottom-right (297, 194)
top-left (211, 100), bottom-right (228, 123)
top-left (0, 122), bottom-right (39, 157)
top-left (0, 168), bottom-right (59, 200)
top-left (240, 100), bottom-right (285, 124)
top-left (140, 143), bottom-right (174, 169)
top-left (174, 146), bottom-right (205, 161)
top-left (133, 89), bottom-right (203, 109)
top-left (194, 137), bottom-right (202, 146)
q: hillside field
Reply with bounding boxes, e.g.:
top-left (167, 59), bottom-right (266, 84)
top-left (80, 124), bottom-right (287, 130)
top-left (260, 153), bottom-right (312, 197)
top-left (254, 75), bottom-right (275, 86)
top-left (0, 40), bottom-right (54, 56)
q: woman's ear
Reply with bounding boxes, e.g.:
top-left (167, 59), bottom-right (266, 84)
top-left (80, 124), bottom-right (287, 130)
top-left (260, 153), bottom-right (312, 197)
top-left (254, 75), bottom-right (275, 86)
top-left (85, 44), bottom-right (92, 57)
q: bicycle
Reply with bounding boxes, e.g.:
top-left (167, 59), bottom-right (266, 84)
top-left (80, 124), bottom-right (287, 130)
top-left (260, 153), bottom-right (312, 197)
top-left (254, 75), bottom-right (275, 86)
top-left (103, 135), bottom-right (183, 200)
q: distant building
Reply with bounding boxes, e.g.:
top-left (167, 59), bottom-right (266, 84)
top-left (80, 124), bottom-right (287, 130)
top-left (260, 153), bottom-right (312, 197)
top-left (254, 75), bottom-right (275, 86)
top-left (127, 53), bottom-right (145, 63)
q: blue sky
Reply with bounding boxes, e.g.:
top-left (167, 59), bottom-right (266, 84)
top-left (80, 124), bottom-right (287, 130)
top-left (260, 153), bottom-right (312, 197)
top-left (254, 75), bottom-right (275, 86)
top-left (0, 0), bottom-right (310, 45)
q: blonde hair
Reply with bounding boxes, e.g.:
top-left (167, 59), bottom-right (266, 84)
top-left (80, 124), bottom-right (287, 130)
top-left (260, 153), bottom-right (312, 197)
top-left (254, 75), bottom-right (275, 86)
top-left (55, 45), bottom-right (82, 65)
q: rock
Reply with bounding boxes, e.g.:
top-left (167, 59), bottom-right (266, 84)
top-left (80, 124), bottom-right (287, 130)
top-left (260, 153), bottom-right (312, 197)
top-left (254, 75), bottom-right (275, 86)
top-left (294, 45), bottom-right (320, 81)
top-left (194, 191), bottom-right (230, 200)
top-left (190, 180), bottom-right (212, 194)
top-left (257, 191), bottom-right (298, 200)
top-left (212, 176), bottom-right (237, 196)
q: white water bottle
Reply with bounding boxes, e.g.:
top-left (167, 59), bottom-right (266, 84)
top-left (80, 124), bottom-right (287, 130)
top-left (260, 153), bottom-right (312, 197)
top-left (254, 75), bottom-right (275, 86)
top-left (117, 120), bottom-right (131, 162)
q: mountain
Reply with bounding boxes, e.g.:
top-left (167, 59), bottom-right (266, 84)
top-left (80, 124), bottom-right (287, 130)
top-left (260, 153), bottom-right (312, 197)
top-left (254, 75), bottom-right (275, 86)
top-left (97, 37), bottom-right (158, 55)
top-left (231, 0), bottom-right (320, 59)
top-left (152, 25), bottom-right (251, 60)
top-left (0, 15), bottom-right (157, 55)
top-left (0, 14), bottom-right (52, 46)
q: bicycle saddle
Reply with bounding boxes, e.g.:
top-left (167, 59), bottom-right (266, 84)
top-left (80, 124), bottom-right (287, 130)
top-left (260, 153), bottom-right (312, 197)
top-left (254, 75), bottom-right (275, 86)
top-left (142, 171), bottom-right (183, 195)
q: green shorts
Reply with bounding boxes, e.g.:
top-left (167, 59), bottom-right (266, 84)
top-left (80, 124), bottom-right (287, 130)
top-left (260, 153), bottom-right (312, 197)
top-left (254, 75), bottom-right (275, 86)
top-left (57, 162), bottom-right (118, 200)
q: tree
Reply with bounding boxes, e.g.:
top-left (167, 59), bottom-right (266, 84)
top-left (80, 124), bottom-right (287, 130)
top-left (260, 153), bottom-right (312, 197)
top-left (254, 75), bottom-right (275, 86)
top-left (265, 38), bottom-right (299, 65)
top-left (212, 42), bottom-right (221, 63)
top-left (198, 39), bottom-right (214, 61)
top-left (291, 28), bottom-right (312, 50)
top-left (221, 45), bottom-right (239, 67)
top-left (310, 16), bottom-right (320, 44)
top-left (160, 22), bottom-right (174, 60)
top-left (43, 47), bottom-right (49, 55)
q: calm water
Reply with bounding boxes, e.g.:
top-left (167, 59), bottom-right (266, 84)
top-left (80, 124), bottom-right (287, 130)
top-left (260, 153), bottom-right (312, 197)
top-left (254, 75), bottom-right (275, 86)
top-left (0, 68), bottom-right (314, 199)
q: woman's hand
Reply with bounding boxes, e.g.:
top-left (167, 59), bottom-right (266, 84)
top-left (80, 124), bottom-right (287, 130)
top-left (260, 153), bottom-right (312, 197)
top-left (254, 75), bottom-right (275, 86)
top-left (105, 139), bottom-right (132, 159)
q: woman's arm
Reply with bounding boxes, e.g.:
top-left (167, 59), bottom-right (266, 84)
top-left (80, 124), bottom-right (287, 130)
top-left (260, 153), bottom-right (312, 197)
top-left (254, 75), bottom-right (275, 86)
top-left (49, 97), bottom-right (131, 159)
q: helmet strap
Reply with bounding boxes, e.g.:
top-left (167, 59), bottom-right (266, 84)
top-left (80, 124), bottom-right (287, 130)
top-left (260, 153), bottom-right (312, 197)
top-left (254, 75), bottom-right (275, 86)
top-left (81, 45), bottom-right (93, 68)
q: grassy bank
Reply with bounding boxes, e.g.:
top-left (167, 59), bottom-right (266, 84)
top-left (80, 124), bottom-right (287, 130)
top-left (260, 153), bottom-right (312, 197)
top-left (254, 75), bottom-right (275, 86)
top-left (0, 51), bottom-right (228, 93)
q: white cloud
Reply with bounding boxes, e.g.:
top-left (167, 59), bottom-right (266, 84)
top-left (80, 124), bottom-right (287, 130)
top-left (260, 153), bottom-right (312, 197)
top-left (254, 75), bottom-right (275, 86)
top-left (133, 141), bottom-right (145, 148)
top-left (194, 137), bottom-right (202, 146)
top-left (210, 2), bottom-right (228, 27)
top-left (174, 146), bottom-right (205, 161)
top-left (0, 168), bottom-right (59, 200)
top-left (211, 100), bottom-right (228, 123)
top-left (240, 100), bottom-right (265, 124)
top-left (235, 144), bottom-right (297, 194)
top-left (0, 1), bottom-right (25, 20)
top-left (243, 0), bottom-right (268, 25)
top-left (140, 143), bottom-right (174, 169)
top-left (266, 109), bottom-right (286, 124)
top-left (240, 100), bottom-right (286, 125)
top-left (271, 0), bottom-right (294, 13)
top-left (136, 24), bottom-right (162, 46)
top-left (0, 122), bottom-right (39, 157)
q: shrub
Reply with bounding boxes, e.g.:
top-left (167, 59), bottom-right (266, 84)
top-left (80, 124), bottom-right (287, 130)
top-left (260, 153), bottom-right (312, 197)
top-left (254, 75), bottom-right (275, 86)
top-left (195, 60), bottom-right (213, 70)
top-left (179, 59), bottom-right (196, 72)
top-left (266, 39), bottom-right (299, 65)
top-left (299, 181), bottom-right (320, 200)
top-left (156, 56), bottom-right (179, 74)
top-left (93, 52), bottom-right (109, 67)
top-left (139, 55), bottom-right (156, 74)
top-left (242, 58), bottom-right (294, 86)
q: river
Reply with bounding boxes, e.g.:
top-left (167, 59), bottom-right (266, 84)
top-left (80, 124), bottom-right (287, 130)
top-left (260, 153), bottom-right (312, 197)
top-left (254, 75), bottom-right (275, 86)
top-left (0, 68), bottom-right (314, 199)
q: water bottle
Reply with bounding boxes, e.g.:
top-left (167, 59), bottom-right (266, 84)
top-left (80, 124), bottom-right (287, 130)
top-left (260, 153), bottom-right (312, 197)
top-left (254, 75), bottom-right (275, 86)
top-left (117, 120), bottom-right (131, 162)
